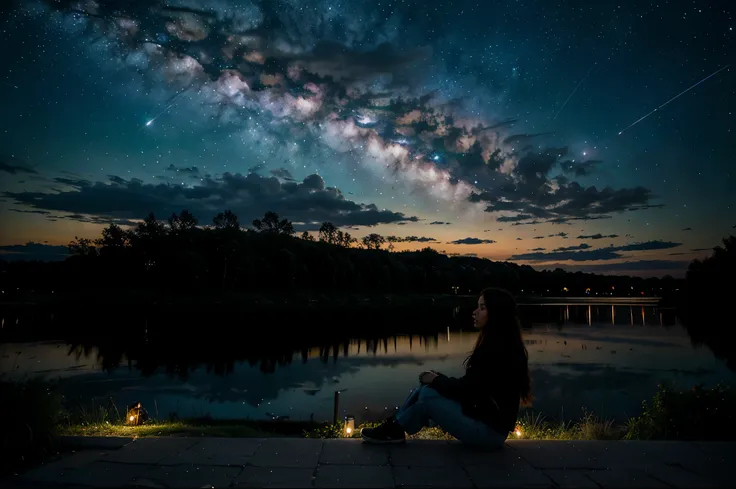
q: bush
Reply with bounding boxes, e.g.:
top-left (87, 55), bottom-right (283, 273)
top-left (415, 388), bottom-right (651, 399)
top-left (624, 383), bottom-right (736, 440)
top-left (0, 380), bottom-right (63, 475)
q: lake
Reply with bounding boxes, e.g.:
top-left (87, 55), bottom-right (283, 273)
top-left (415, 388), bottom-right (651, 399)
top-left (1, 304), bottom-right (733, 424)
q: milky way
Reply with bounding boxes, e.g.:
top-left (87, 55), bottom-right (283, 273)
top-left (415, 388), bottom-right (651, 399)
top-left (0, 0), bottom-right (733, 276)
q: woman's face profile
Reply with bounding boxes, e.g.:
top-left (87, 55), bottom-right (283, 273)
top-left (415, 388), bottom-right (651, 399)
top-left (472, 295), bottom-right (488, 329)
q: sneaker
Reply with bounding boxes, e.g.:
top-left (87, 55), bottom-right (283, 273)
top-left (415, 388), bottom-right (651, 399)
top-left (361, 419), bottom-right (406, 444)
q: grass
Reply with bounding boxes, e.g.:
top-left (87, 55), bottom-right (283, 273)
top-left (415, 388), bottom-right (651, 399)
top-left (2, 380), bottom-right (734, 476)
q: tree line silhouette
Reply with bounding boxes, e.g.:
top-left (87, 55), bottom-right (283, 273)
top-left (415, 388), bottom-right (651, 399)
top-left (0, 210), bottom-right (701, 298)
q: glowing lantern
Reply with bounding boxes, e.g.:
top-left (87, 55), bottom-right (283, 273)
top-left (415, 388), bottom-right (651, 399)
top-left (344, 415), bottom-right (355, 437)
top-left (514, 425), bottom-right (523, 438)
top-left (125, 402), bottom-right (149, 426)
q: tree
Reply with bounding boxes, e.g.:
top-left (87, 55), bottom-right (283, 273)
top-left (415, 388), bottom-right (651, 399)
top-left (336, 230), bottom-right (356, 248)
top-left (318, 222), bottom-right (339, 244)
top-left (213, 210), bottom-right (240, 230)
top-left (68, 237), bottom-right (98, 257)
top-left (134, 213), bottom-right (166, 240)
top-left (301, 231), bottom-right (315, 241)
top-left (168, 209), bottom-right (198, 232)
top-left (361, 233), bottom-right (385, 250)
top-left (252, 211), bottom-right (294, 235)
top-left (95, 223), bottom-right (130, 250)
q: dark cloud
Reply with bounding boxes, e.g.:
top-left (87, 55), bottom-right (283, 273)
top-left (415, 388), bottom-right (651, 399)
top-left (508, 240), bottom-right (682, 262)
top-left (552, 260), bottom-right (689, 274)
top-left (690, 247), bottom-right (711, 252)
top-left (389, 236), bottom-right (436, 243)
top-left (9, 208), bottom-right (50, 215)
top-left (448, 237), bottom-right (496, 245)
top-left (429, 221), bottom-right (451, 225)
top-left (531, 247), bottom-right (545, 251)
top-left (467, 148), bottom-right (661, 225)
top-left (533, 236), bottom-right (545, 239)
top-left (165, 164), bottom-right (200, 176)
top-left (29, 0), bottom-right (663, 231)
top-left (560, 159), bottom-right (602, 177)
top-left (0, 156), bottom-right (37, 175)
top-left (553, 243), bottom-right (591, 251)
top-left (0, 242), bottom-right (68, 262)
top-left (577, 233), bottom-right (619, 240)
top-left (4, 173), bottom-right (418, 230)
top-left (270, 168), bottom-right (295, 181)
top-left (548, 232), bottom-right (568, 238)
top-left (682, 227), bottom-right (692, 231)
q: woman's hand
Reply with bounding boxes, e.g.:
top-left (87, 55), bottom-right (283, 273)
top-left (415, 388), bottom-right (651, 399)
top-left (418, 370), bottom-right (439, 385)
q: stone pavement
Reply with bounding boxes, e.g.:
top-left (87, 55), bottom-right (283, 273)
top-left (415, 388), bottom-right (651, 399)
top-left (2, 436), bottom-right (733, 488)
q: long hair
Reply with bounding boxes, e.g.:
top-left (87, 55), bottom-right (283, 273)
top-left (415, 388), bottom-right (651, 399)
top-left (464, 287), bottom-right (532, 405)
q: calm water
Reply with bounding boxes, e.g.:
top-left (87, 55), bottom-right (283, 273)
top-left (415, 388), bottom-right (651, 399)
top-left (1, 304), bottom-right (733, 424)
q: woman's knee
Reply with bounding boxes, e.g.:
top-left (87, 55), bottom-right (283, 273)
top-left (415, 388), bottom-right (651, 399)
top-left (417, 385), bottom-right (441, 401)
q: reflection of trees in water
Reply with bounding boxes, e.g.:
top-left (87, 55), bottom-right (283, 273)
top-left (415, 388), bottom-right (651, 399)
top-left (66, 329), bottom-right (443, 380)
top-left (678, 236), bottom-right (736, 371)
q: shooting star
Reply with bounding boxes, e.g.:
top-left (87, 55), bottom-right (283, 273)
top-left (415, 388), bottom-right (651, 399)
top-left (144, 87), bottom-right (189, 127)
top-left (618, 64), bottom-right (731, 136)
top-left (553, 65), bottom-right (595, 120)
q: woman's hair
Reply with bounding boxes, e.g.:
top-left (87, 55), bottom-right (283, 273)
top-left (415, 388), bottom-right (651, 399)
top-left (464, 287), bottom-right (532, 405)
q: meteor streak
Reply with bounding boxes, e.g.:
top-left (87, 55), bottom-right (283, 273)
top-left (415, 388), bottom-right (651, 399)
top-left (618, 64), bottom-right (730, 136)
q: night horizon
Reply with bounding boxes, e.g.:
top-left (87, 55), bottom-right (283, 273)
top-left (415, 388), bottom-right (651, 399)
top-left (1, 0), bottom-right (734, 278)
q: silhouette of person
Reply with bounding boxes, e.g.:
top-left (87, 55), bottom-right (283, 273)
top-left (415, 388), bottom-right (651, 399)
top-left (361, 288), bottom-right (532, 449)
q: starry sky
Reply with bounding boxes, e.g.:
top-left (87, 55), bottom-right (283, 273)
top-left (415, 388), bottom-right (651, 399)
top-left (0, 0), bottom-right (733, 277)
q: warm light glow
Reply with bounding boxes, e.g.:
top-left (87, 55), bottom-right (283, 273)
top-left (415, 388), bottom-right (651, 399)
top-left (514, 426), bottom-right (523, 438)
top-left (344, 415), bottom-right (355, 437)
top-left (129, 415), bottom-right (135, 421)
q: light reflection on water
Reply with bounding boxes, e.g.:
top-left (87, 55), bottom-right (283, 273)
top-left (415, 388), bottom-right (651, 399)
top-left (2, 306), bottom-right (733, 424)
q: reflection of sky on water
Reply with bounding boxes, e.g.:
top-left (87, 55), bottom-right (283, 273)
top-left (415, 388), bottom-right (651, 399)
top-left (2, 322), bottom-right (733, 423)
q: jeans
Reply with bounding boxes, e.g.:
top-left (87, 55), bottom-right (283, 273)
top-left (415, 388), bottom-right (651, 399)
top-left (394, 385), bottom-right (507, 450)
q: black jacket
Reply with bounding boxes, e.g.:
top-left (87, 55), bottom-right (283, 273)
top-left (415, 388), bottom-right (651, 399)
top-left (429, 355), bottom-right (522, 435)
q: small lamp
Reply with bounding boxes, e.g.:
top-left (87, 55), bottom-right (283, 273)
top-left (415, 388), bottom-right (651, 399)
top-left (514, 425), bottom-right (523, 438)
top-left (344, 415), bottom-right (355, 436)
top-left (125, 402), bottom-right (149, 426)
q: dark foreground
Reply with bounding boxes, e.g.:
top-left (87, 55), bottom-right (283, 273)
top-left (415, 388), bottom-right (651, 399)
top-left (3, 437), bottom-right (732, 488)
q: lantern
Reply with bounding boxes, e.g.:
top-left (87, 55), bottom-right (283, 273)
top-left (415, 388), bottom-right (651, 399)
top-left (344, 415), bottom-right (355, 437)
top-left (125, 402), bottom-right (149, 426)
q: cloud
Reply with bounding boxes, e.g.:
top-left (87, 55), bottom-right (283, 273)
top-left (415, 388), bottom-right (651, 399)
top-left (508, 240), bottom-right (682, 262)
top-left (9, 209), bottom-right (50, 215)
top-left (577, 233), bottom-right (619, 239)
top-left (0, 156), bottom-right (37, 175)
top-left (533, 236), bottom-right (545, 239)
top-left (165, 164), bottom-right (200, 176)
top-left (531, 247), bottom-right (545, 251)
top-left (270, 168), bottom-right (295, 181)
top-left (429, 221), bottom-right (451, 225)
top-left (560, 159), bottom-right (602, 177)
top-left (28, 0), bottom-right (662, 227)
top-left (448, 237), bottom-right (496, 245)
top-left (389, 235), bottom-right (437, 243)
top-left (4, 173), bottom-right (418, 230)
top-left (552, 260), bottom-right (689, 274)
top-left (553, 243), bottom-right (591, 251)
top-left (0, 242), bottom-right (68, 261)
top-left (682, 227), bottom-right (692, 231)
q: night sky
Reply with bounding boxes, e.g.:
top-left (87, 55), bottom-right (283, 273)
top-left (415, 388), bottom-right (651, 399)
top-left (0, 0), bottom-right (733, 277)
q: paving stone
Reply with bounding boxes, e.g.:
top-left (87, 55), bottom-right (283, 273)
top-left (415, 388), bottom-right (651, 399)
top-left (104, 437), bottom-right (200, 465)
top-left (585, 469), bottom-right (669, 488)
top-left (232, 466), bottom-right (315, 488)
top-left (389, 441), bottom-right (463, 467)
top-left (542, 469), bottom-right (599, 489)
top-left (61, 436), bottom-right (135, 450)
top-left (248, 438), bottom-right (323, 468)
top-left (320, 439), bottom-right (390, 466)
top-left (132, 464), bottom-right (241, 488)
top-left (464, 464), bottom-right (555, 488)
top-left (642, 464), bottom-right (726, 489)
top-left (158, 437), bottom-right (263, 466)
top-left (393, 465), bottom-right (472, 488)
top-left (509, 440), bottom-right (684, 470)
top-left (22, 461), bottom-right (152, 488)
top-left (458, 445), bottom-right (532, 469)
top-left (315, 464), bottom-right (394, 488)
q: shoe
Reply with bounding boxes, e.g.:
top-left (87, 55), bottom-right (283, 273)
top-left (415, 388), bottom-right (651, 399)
top-left (360, 419), bottom-right (406, 444)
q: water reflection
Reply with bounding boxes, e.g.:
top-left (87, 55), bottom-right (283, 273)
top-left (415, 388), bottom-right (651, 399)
top-left (0, 304), bottom-right (733, 424)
